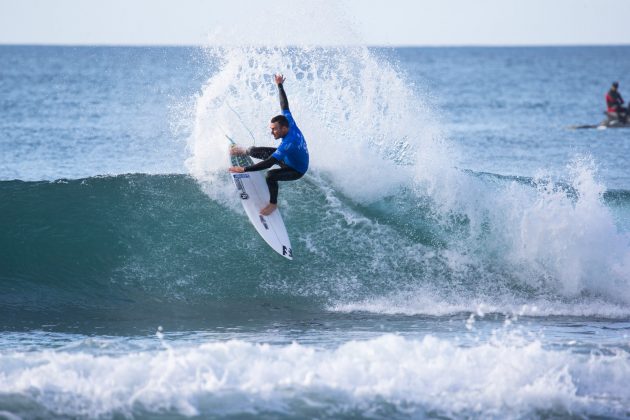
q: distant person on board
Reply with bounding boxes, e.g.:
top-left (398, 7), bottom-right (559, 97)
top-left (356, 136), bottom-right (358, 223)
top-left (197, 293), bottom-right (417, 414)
top-left (229, 74), bottom-right (309, 216)
top-left (606, 81), bottom-right (627, 122)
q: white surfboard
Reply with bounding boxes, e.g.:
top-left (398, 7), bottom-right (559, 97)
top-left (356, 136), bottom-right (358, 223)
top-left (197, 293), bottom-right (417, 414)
top-left (228, 140), bottom-right (293, 260)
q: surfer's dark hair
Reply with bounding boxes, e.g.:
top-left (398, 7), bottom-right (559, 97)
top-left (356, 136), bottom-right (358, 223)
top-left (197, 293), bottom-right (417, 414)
top-left (271, 115), bottom-right (289, 128)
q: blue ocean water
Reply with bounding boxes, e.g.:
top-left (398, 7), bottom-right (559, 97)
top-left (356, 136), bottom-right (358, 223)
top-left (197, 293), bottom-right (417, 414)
top-left (1, 44), bottom-right (630, 418)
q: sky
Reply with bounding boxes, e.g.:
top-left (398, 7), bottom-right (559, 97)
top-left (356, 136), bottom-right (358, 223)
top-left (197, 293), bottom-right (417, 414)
top-left (1, 0), bottom-right (630, 46)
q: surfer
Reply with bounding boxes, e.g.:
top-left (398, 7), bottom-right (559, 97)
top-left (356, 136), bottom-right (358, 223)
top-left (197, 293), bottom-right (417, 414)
top-left (229, 74), bottom-right (309, 216)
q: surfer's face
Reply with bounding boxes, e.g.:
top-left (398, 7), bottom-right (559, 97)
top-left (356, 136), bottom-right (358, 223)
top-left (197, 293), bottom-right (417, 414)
top-left (270, 122), bottom-right (289, 139)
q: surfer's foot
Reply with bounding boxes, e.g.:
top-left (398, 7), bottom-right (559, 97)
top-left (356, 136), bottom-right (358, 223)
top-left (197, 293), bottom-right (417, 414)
top-left (260, 203), bottom-right (277, 216)
top-left (230, 146), bottom-right (247, 156)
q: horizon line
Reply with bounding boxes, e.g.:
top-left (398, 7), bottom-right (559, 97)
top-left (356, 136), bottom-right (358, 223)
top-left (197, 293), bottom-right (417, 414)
top-left (1, 42), bottom-right (630, 49)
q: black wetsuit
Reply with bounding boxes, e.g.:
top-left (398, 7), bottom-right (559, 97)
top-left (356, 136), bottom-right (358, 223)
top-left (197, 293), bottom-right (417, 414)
top-left (244, 147), bottom-right (303, 204)
top-left (243, 84), bottom-right (306, 204)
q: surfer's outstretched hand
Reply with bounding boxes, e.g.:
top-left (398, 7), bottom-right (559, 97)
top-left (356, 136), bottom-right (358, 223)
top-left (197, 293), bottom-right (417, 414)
top-left (274, 74), bottom-right (285, 85)
top-left (228, 166), bottom-right (245, 173)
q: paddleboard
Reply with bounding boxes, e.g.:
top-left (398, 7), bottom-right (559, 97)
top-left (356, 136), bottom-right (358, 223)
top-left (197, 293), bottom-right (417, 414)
top-left (228, 140), bottom-right (293, 260)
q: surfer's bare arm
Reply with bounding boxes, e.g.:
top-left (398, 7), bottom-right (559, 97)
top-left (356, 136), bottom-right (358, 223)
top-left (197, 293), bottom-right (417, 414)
top-left (275, 74), bottom-right (289, 111)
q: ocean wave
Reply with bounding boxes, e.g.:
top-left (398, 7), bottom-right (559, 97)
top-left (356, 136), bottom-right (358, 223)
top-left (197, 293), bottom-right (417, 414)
top-left (0, 334), bottom-right (628, 418)
top-left (187, 43), bottom-right (630, 312)
top-left (1, 171), bottom-right (630, 322)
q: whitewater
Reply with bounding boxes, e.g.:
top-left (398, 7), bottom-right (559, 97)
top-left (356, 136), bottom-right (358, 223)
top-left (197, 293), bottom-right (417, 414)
top-left (1, 14), bottom-right (630, 420)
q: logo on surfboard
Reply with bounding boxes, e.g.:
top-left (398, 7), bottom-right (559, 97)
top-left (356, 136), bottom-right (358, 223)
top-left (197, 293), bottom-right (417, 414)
top-left (282, 246), bottom-right (293, 257)
top-left (233, 176), bottom-right (249, 199)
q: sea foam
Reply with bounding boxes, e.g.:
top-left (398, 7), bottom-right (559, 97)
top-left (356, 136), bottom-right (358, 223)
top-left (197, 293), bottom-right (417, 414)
top-left (0, 334), bottom-right (628, 418)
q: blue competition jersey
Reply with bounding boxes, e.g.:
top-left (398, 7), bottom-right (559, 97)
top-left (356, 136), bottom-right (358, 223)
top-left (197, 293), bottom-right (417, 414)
top-left (271, 109), bottom-right (309, 174)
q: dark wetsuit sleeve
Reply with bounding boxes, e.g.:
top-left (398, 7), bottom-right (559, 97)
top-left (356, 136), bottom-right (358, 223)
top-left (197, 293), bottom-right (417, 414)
top-left (611, 90), bottom-right (624, 106)
top-left (244, 157), bottom-right (280, 172)
top-left (278, 83), bottom-right (289, 111)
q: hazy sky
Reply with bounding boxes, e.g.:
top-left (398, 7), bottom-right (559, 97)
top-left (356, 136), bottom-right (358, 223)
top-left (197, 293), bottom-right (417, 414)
top-left (1, 0), bottom-right (630, 46)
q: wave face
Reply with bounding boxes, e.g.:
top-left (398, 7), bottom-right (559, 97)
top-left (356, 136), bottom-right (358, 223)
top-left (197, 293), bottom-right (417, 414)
top-left (2, 171), bottom-right (630, 325)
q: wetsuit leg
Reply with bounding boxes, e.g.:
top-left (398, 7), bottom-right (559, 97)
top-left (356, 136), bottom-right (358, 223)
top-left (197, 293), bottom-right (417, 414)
top-left (248, 147), bottom-right (276, 160)
top-left (266, 167), bottom-right (304, 204)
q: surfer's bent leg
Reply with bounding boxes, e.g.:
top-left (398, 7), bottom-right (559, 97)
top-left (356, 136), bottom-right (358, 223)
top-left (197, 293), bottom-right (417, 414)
top-left (265, 167), bottom-right (304, 204)
top-left (248, 147), bottom-right (276, 160)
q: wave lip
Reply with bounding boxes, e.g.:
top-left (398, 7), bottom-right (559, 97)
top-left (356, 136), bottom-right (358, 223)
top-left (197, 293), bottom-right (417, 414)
top-left (0, 334), bottom-right (629, 418)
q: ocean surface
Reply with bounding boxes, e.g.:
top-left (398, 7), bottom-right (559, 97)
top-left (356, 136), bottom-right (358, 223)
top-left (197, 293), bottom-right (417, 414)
top-left (1, 44), bottom-right (630, 419)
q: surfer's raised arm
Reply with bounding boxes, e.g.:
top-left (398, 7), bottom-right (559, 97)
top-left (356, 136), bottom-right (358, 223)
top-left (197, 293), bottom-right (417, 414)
top-left (275, 74), bottom-right (289, 111)
top-left (228, 72), bottom-right (308, 217)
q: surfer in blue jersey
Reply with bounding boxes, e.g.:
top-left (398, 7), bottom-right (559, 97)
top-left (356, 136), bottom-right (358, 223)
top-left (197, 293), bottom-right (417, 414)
top-left (229, 74), bottom-right (309, 216)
